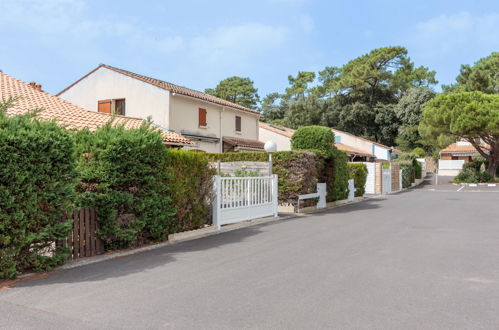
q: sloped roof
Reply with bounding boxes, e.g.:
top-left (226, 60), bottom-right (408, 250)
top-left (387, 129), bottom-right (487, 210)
top-left (440, 143), bottom-right (488, 154)
top-left (259, 122), bottom-right (295, 138)
top-left (58, 64), bottom-right (260, 115)
top-left (223, 136), bottom-right (265, 150)
top-left (0, 72), bottom-right (193, 145)
top-left (331, 128), bottom-right (401, 153)
top-left (335, 143), bottom-right (374, 157)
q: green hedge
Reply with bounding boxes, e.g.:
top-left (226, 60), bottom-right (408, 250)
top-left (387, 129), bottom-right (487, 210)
top-left (398, 161), bottom-right (415, 188)
top-left (347, 163), bottom-right (368, 197)
top-left (74, 124), bottom-right (174, 249)
top-left (0, 111), bottom-right (77, 279)
top-left (165, 150), bottom-right (215, 232)
top-left (207, 151), bottom-right (321, 205)
top-left (414, 161), bottom-right (422, 179)
top-left (291, 126), bottom-right (335, 151)
top-left (329, 149), bottom-right (349, 201)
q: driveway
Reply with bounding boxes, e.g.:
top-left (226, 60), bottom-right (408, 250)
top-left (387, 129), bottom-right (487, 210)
top-left (2, 176), bottom-right (499, 329)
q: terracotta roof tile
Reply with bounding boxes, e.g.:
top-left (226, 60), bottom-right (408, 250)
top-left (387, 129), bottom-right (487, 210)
top-left (440, 143), bottom-right (488, 154)
top-left (259, 122), bottom-right (295, 138)
top-left (223, 136), bottom-right (265, 150)
top-left (58, 64), bottom-right (260, 115)
top-left (0, 72), bottom-right (193, 145)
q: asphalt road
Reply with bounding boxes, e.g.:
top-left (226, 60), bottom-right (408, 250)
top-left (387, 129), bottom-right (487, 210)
top-left (2, 176), bottom-right (499, 329)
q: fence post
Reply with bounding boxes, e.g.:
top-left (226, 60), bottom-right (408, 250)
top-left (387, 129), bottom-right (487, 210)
top-left (213, 175), bottom-right (221, 229)
top-left (272, 174), bottom-right (278, 217)
top-left (399, 169), bottom-right (403, 190)
top-left (348, 179), bottom-right (355, 202)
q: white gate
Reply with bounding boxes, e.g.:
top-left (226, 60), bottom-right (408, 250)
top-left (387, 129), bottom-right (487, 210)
top-left (213, 175), bottom-right (278, 228)
top-left (362, 162), bottom-right (376, 194)
top-left (382, 169), bottom-right (392, 194)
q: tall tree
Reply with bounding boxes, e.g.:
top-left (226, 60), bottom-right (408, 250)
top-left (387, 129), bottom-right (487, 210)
top-left (205, 76), bottom-right (260, 109)
top-left (443, 52), bottom-right (499, 94)
top-left (261, 93), bottom-right (286, 121)
top-left (420, 92), bottom-right (499, 176)
top-left (283, 71), bottom-right (316, 100)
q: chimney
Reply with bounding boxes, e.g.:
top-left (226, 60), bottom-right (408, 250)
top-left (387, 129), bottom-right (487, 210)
top-left (28, 82), bottom-right (43, 92)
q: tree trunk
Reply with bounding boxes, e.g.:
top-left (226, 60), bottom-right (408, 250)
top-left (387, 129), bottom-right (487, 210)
top-left (488, 157), bottom-right (498, 178)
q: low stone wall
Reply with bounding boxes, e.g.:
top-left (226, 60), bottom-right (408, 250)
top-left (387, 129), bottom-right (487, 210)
top-left (209, 161), bottom-right (270, 176)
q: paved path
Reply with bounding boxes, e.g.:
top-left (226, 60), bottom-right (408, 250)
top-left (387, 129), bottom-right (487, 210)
top-left (2, 177), bottom-right (499, 329)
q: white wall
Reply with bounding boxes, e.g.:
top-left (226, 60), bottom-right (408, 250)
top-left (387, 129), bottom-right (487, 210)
top-left (59, 67), bottom-right (170, 128)
top-left (373, 145), bottom-right (390, 160)
top-left (170, 94), bottom-right (259, 153)
top-left (258, 128), bottom-right (292, 151)
top-left (332, 129), bottom-right (373, 155)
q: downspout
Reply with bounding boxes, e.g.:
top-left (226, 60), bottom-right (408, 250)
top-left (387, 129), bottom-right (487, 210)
top-left (219, 107), bottom-right (223, 153)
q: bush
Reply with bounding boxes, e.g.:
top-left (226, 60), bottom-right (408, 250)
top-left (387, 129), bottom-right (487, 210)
top-left (398, 161), bottom-right (415, 188)
top-left (165, 150), bottom-right (215, 233)
top-left (347, 163), bottom-right (368, 197)
top-left (453, 157), bottom-right (493, 183)
top-left (414, 161), bottom-right (422, 179)
top-left (0, 110), bottom-right (77, 279)
top-left (291, 125), bottom-right (335, 152)
top-left (207, 151), bottom-right (321, 205)
top-left (74, 124), bottom-right (175, 249)
top-left (329, 149), bottom-right (349, 201)
top-left (412, 147), bottom-right (426, 158)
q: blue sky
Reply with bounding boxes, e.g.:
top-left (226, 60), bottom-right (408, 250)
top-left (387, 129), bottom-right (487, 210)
top-left (1, 0), bottom-right (498, 100)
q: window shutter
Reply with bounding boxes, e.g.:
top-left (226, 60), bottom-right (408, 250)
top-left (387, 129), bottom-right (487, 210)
top-left (199, 108), bottom-right (207, 126)
top-left (98, 100), bottom-right (111, 113)
top-left (235, 116), bottom-right (241, 132)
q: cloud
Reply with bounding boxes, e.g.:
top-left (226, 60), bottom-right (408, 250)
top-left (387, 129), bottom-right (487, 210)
top-left (409, 12), bottom-right (499, 56)
top-left (188, 23), bottom-right (288, 65)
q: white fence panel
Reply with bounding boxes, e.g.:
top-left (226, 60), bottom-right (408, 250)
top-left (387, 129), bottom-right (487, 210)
top-left (213, 175), bottom-right (278, 228)
top-left (362, 162), bottom-right (376, 194)
top-left (348, 179), bottom-right (355, 201)
top-left (438, 160), bottom-right (465, 170)
top-left (382, 169), bottom-right (392, 194)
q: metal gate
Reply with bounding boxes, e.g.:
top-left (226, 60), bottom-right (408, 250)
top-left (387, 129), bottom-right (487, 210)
top-left (213, 175), bottom-right (278, 228)
top-left (382, 169), bottom-right (392, 194)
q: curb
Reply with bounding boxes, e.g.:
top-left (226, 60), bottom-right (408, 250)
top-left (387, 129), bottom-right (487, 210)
top-left (51, 197), bottom-right (371, 272)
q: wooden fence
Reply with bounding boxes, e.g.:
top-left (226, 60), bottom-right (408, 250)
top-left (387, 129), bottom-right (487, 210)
top-left (58, 208), bottom-right (104, 259)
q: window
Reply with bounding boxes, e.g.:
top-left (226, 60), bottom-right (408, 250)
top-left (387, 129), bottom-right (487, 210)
top-left (98, 99), bottom-right (125, 115)
top-left (235, 116), bottom-right (241, 132)
top-left (198, 108), bottom-right (207, 127)
top-left (334, 135), bottom-right (342, 143)
top-left (115, 99), bottom-right (125, 116)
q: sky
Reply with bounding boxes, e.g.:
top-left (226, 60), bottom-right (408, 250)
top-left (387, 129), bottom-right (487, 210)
top-left (0, 0), bottom-right (498, 100)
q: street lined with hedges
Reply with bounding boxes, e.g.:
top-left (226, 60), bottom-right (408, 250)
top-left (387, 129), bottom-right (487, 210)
top-left (2, 179), bottom-right (499, 329)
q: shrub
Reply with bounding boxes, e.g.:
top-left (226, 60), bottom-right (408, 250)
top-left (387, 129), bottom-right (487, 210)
top-left (453, 157), bottom-right (493, 183)
top-left (0, 109), bottom-right (77, 279)
top-left (207, 151), bottom-right (321, 205)
top-left (165, 150), bottom-right (215, 232)
top-left (398, 161), bottom-right (415, 188)
top-left (414, 161), bottom-right (423, 179)
top-left (74, 124), bottom-right (175, 249)
top-left (347, 163), bottom-right (368, 197)
top-left (329, 149), bottom-right (349, 201)
top-left (291, 125), bottom-right (335, 152)
top-left (412, 147), bottom-right (426, 158)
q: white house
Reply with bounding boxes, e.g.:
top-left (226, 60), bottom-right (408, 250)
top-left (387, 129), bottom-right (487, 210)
top-left (259, 122), bottom-right (375, 161)
top-left (331, 129), bottom-right (400, 161)
top-left (58, 64), bottom-right (263, 153)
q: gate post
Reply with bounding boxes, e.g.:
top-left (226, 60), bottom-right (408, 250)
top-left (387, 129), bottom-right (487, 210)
top-left (348, 179), bottom-right (355, 201)
top-left (272, 174), bottom-right (278, 217)
top-left (213, 175), bottom-right (221, 229)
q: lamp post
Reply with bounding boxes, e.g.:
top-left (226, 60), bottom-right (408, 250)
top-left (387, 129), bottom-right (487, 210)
top-left (264, 141), bottom-right (277, 176)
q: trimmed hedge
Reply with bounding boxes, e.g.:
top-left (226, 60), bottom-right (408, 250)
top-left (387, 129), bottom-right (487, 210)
top-left (398, 161), bottom-right (415, 188)
top-left (207, 151), bottom-right (321, 205)
top-left (0, 111), bottom-right (77, 279)
top-left (291, 126), bottom-right (335, 151)
top-left (74, 124), bottom-right (175, 249)
top-left (329, 149), bottom-right (349, 201)
top-left (347, 163), bottom-right (368, 197)
top-left (414, 161), bottom-right (422, 179)
top-left (165, 150), bottom-right (215, 233)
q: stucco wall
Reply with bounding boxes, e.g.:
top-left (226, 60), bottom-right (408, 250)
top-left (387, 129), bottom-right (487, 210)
top-left (170, 94), bottom-right (259, 153)
top-left (59, 67), bottom-right (170, 128)
top-left (332, 129), bottom-right (373, 155)
top-left (258, 128), bottom-right (292, 151)
top-left (373, 145), bottom-right (390, 160)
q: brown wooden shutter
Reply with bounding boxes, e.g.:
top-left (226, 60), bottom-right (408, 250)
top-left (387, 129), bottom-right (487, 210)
top-left (198, 108), bottom-right (207, 126)
top-left (98, 100), bottom-right (111, 114)
top-left (235, 116), bottom-right (241, 132)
